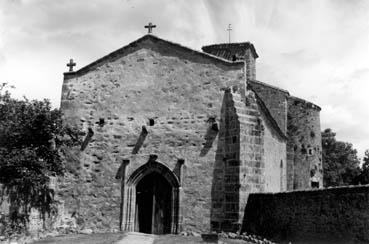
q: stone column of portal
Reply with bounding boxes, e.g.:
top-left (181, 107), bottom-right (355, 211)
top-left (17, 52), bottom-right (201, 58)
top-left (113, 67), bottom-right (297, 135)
top-left (115, 158), bottom-right (130, 231)
top-left (172, 159), bottom-right (184, 233)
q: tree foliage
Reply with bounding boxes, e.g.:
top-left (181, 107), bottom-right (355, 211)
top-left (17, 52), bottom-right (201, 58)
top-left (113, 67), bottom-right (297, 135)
top-left (357, 150), bottom-right (369, 184)
top-left (0, 83), bottom-right (80, 231)
top-left (322, 128), bottom-right (361, 187)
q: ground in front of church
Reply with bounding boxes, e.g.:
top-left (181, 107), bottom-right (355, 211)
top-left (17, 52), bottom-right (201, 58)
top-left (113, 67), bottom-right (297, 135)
top-left (30, 232), bottom-right (251, 244)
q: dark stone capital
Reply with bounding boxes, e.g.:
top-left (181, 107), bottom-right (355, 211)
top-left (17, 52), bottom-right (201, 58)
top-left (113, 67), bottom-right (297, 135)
top-left (174, 158), bottom-right (185, 183)
top-left (115, 158), bottom-right (130, 180)
top-left (122, 159), bottom-right (130, 165)
top-left (177, 158), bottom-right (185, 166)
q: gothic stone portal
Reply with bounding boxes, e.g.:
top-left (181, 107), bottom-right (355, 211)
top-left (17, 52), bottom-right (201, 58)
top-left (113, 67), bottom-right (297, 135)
top-left (124, 161), bottom-right (180, 234)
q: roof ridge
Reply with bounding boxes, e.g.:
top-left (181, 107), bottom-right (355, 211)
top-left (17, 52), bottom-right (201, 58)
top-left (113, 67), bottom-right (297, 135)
top-left (147, 35), bottom-right (244, 64)
top-left (202, 42), bottom-right (259, 58)
top-left (249, 80), bottom-right (290, 94)
top-left (289, 95), bottom-right (321, 111)
top-left (203, 42), bottom-right (253, 46)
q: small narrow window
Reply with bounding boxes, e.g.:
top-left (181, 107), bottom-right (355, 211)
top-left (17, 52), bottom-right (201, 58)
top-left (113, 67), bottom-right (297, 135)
top-left (301, 145), bottom-right (307, 154)
top-left (149, 118), bottom-right (155, 126)
top-left (280, 160), bottom-right (284, 191)
top-left (99, 118), bottom-right (105, 127)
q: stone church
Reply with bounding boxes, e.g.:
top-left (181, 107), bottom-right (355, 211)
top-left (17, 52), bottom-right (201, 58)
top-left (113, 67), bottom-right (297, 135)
top-left (59, 29), bottom-right (322, 234)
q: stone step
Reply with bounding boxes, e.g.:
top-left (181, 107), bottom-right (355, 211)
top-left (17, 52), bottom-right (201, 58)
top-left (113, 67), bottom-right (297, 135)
top-left (116, 232), bottom-right (156, 244)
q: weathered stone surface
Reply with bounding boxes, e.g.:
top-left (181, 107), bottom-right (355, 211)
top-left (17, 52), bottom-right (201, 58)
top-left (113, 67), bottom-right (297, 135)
top-left (56, 34), bottom-right (323, 234)
top-left (242, 186), bottom-right (369, 243)
top-left (248, 80), bottom-right (288, 135)
top-left (287, 96), bottom-right (322, 190)
top-left (202, 42), bottom-right (258, 81)
top-left (60, 35), bottom-right (244, 233)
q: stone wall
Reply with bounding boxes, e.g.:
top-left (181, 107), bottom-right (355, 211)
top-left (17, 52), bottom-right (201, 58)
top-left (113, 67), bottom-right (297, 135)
top-left (287, 96), bottom-right (322, 190)
top-left (262, 110), bottom-right (287, 193)
top-left (59, 36), bottom-right (245, 233)
top-left (237, 91), bottom-right (267, 231)
top-left (210, 87), bottom-right (286, 232)
top-left (210, 88), bottom-right (241, 232)
top-left (0, 180), bottom-right (64, 235)
top-left (248, 80), bottom-right (288, 134)
top-left (244, 49), bottom-right (256, 81)
top-left (249, 81), bottom-right (322, 191)
top-left (241, 186), bottom-right (369, 243)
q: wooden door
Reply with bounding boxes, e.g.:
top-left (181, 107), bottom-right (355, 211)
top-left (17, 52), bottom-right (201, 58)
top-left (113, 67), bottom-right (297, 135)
top-left (136, 172), bottom-right (172, 234)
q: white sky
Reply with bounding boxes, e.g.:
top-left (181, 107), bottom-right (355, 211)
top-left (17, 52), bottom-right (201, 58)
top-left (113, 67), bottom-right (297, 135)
top-left (0, 0), bottom-right (368, 159)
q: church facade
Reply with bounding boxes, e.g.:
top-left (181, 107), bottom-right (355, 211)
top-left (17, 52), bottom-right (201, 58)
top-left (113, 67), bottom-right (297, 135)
top-left (59, 34), bottom-right (322, 234)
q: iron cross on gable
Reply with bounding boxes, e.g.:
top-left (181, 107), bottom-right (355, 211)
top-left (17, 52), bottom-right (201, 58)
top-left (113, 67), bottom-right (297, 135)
top-left (67, 59), bottom-right (76, 72)
top-left (227, 24), bottom-right (232, 43)
top-left (145, 22), bottom-right (156, 34)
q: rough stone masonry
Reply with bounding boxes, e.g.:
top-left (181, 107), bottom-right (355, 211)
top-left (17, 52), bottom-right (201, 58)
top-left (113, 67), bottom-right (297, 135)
top-left (57, 33), bottom-right (322, 234)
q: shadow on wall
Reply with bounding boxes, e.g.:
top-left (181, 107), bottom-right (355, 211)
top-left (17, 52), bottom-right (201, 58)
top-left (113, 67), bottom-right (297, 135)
top-left (210, 90), bottom-right (240, 232)
top-left (200, 117), bottom-right (219, 157)
top-left (132, 126), bottom-right (148, 154)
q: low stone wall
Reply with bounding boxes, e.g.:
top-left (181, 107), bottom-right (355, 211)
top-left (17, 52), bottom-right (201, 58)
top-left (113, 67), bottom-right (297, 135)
top-left (0, 179), bottom-right (75, 237)
top-left (241, 185), bottom-right (369, 243)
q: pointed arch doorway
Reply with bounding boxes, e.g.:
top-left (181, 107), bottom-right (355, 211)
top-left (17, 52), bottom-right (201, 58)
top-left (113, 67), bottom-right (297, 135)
top-left (123, 160), bottom-right (180, 234)
top-left (136, 172), bottom-right (172, 234)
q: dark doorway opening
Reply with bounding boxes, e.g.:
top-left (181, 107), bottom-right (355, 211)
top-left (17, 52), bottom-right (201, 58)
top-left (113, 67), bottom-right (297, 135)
top-left (136, 172), bottom-right (172, 234)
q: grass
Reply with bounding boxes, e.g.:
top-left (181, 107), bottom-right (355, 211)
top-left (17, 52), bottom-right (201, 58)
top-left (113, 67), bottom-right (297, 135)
top-left (31, 232), bottom-right (127, 244)
top-left (30, 232), bottom-right (252, 244)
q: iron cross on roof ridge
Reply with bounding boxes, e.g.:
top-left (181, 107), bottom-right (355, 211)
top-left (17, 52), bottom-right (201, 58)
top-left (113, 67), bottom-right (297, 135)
top-left (227, 24), bottom-right (232, 43)
top-left (145, 22), bottom-right (156, 34)
top-left (67, 58), bottom-right (76, 72)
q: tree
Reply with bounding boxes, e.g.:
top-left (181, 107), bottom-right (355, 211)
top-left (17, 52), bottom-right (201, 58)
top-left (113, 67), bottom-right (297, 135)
top-left (322, 128), bottom-right (361, 187)
top-left (357, 150), bottom-right (369, 184)
top-left (0, 83), bottom-right (80, 232)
